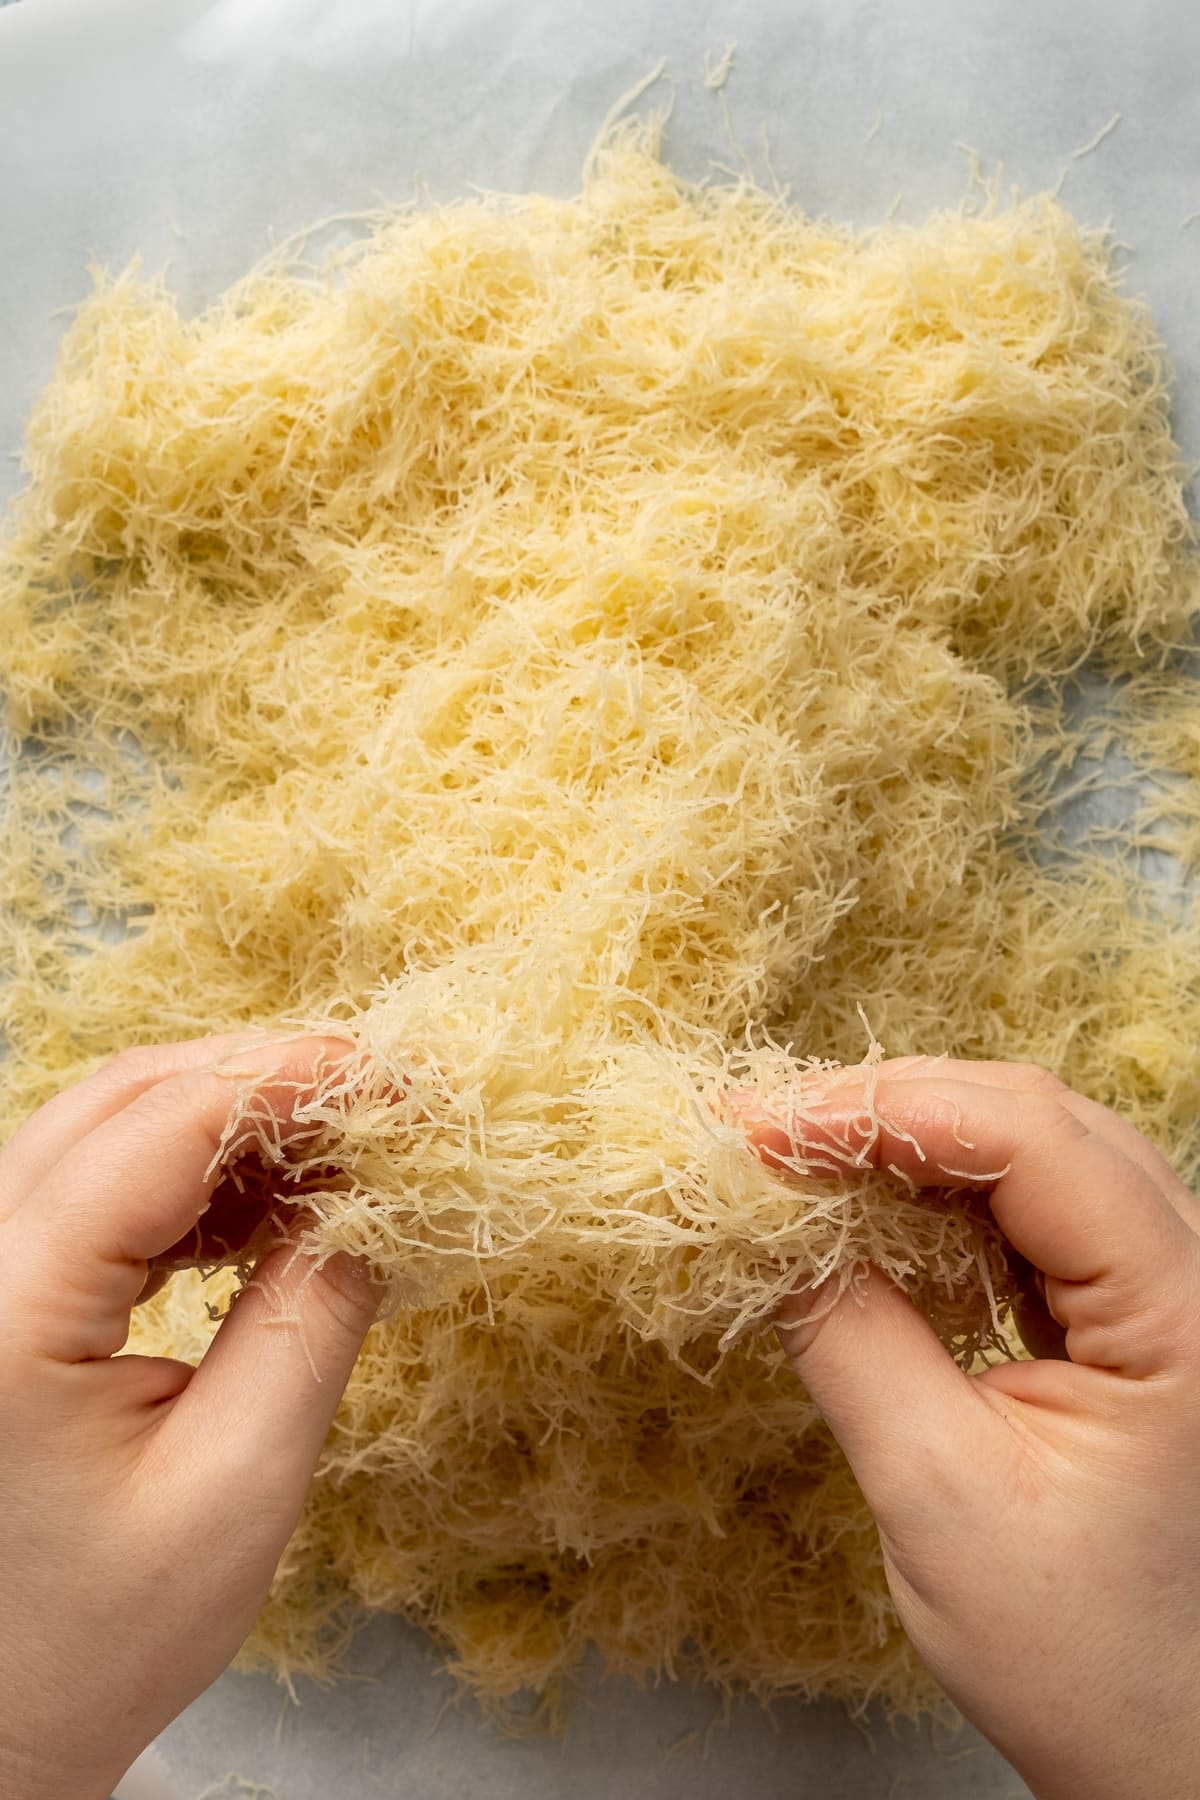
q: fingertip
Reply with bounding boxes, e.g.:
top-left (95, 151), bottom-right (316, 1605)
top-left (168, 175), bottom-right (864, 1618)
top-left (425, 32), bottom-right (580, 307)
top-left (732, 1080), bottom-right (876, 1180)
top-left (181, 1237), bottom-right (382, 1477)
top-left (264, 1242), bottom-right (385, 1353)
top-left (775, 1267), bottom-right (847, 1362)
top-left (200, 1032), bottom-right (360, 1099)
top-left (775, 1261), bottom-right (911, 1367)
top-left (775, 1264), bottom-right (974, 1512)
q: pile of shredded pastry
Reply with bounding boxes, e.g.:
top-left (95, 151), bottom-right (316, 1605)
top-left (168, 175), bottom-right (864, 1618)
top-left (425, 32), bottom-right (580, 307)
top-left (2, 121), bottom-right (1199, 1714)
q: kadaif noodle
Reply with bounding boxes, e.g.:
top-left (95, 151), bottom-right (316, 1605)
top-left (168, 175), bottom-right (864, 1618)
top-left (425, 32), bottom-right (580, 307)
top-left (2, 121), bottom-right (1199, 1715)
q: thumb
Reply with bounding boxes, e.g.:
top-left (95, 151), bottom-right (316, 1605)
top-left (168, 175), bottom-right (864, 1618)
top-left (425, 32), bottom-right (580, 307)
top-left (778, 1265), bottom-right (979, 1519)
top-left (175, 1236), bottom-right (381, 1497)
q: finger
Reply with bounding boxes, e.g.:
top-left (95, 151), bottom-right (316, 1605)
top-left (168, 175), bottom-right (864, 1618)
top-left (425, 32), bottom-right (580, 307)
top-left (149, 1156), bottom-right (328, 1274)
top-left (744, 1066), bottom-right (1200, 1376)
top-left (776, 1265), bottom-right (985, 1522)
top-left (1009, 1252), bottom-right (1070, 1362)
top-left (871, 1057), bottom-right (1194, 1220)
top-left (0, 1032), bottom-right (300, 1221)
top-left (173, 1237), bottom-right (380, 1496)
top-left (0, 1036), bottom-right (355, 1362)
top-left (134, 1269), bottom-right (171, 1307)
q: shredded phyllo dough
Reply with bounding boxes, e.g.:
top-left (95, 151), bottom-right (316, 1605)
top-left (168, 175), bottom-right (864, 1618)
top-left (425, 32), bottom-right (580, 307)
top-left (2, 122), bottom-right (1199, 1712)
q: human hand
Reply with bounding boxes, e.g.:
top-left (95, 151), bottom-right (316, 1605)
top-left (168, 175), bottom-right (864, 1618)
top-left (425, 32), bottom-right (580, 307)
top-left (0, 1035), bottom-right (381, 1800)
top-left (743, 1059), bottom-right (1200, 1800)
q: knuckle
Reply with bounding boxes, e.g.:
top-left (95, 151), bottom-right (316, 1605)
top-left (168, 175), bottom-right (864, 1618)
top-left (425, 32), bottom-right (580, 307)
top-left (120, 1069), bottom-right (224, 1165)
top-left (1011, 1062), bottom-right (1067, 1097)
top-left (101, 1044), bottom-right (159, 1085)
top-left (132, 1065), bottom-right (202, 1122)
top-left (1023, 1089), bottom-right (1090, 1149)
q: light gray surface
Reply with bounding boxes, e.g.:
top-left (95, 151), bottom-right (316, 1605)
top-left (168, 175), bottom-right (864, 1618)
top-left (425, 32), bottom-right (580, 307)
top-left (3, 1), bottom-right (1198, 1796)
top-left (156, 1616), bottom-right (1032, 1800)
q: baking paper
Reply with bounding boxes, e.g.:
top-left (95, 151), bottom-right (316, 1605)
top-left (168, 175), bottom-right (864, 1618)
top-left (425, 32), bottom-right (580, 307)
top-left (4, 1), bottom-right (1198, 1793)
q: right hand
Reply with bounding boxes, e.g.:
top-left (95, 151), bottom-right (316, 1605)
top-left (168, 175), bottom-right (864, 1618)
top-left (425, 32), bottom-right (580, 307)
top-left (742, 1058), bottom-right (1200, 1800)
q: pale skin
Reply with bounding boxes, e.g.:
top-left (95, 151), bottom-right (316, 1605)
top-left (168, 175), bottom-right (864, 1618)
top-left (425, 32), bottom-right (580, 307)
top-left (0, 1045), bottom-right (1196, 1798)
top-left (745, 1057), bottom-right (1200, 1800)
top-left (0, 1034), bottom-right (381, 1800)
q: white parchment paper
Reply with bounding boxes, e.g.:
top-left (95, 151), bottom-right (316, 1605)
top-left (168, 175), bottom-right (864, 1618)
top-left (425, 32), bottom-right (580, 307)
top-left (3, 2), bottom-right (1198, 1794)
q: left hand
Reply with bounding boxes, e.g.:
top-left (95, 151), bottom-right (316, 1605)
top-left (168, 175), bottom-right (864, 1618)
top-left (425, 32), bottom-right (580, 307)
top-left (0, 1034), bottom-right (381, 1800)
